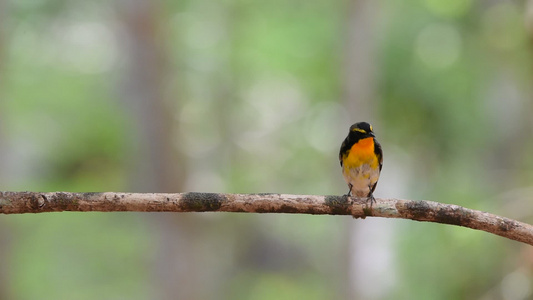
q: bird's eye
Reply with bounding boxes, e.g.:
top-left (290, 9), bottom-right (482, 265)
top-left (370, 125), bottom-right (373, 132)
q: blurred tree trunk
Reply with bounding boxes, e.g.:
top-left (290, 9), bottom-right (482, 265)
top-left (489, 0), bottom-right (533, 215)
top-left (115, 2), bottom-right (209, 299)
top-left (116, 2), bottom-right (180, 190)
top-left (342, 0), bottom-right (396, 299)
top-left (342, 0), bottom-right (377, 121)
top-left (0, 0), bottom-right (10, 298)
top-left (0, 0), bottom-right (6, 180)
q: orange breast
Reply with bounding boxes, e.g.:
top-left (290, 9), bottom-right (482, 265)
top-left (350, 137), bottom-right (374, 154)
top-left (344, 137), bottom-right (378, 169)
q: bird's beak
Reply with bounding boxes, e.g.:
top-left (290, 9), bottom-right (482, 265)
top-left (369, 132), bottom-right (375, 137)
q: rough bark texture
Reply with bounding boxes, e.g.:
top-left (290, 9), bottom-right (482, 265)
top-left (1, 191), bottom-right (532, 245)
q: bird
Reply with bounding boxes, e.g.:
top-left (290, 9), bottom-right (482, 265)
top-left (339, 122), bottom-right (383, 203)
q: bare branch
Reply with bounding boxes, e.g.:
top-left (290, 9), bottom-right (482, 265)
top-left (1, 191), bottom-right (532, 245)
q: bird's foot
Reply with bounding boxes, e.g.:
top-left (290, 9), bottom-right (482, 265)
top-left (344, 184), bottom-right (353, 199)
top-left (366, 192), bottom-right (376, 208)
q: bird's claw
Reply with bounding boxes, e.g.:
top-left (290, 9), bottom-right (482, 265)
top-left (367, 192), bottom-right (376, 208)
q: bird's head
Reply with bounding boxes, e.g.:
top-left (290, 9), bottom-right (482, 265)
top-left (348, 122), bottom-right (375, 139)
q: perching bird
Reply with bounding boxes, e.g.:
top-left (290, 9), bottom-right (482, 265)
top-left (339, 122), bottom-right (383, 203)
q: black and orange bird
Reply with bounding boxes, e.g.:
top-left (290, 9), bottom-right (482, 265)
top-left (339, 122), bottom-right (383, 203)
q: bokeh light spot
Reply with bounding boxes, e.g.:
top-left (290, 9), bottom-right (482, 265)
top-left (423, 0), bottom-right (472, 18)
top-left (415, 23), bottom-right (461, 69)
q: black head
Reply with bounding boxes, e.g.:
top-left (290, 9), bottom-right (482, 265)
top-left (348, 122), bottom-right (375, 140)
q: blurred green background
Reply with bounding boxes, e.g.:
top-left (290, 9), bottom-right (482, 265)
top-left (2, 0), bottom-right (533, 299)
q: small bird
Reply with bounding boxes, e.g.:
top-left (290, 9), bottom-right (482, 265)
top-left (339, 122), bottom-right (383, 203)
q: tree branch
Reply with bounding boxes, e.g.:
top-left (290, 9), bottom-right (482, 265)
top-left (1, 191), bottom-right (532, 245)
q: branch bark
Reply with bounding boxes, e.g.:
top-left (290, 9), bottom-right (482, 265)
top-left (1, 191), bottom-right (532, 245)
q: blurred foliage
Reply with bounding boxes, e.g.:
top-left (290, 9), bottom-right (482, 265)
top-left (2, 0), bottom-right (533, 299)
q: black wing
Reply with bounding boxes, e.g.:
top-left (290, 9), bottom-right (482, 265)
top-left (369, 138), bottom-right (383, 195)
top-left (339, 137), bottom-right (351, 167)
top-left (374, 138), bottom-right (383, 172)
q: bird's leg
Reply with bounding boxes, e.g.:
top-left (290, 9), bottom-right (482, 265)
top-left (344, 183), bottom-right (353, 197)
top-left (367, 186), bottom-right (376, 207)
